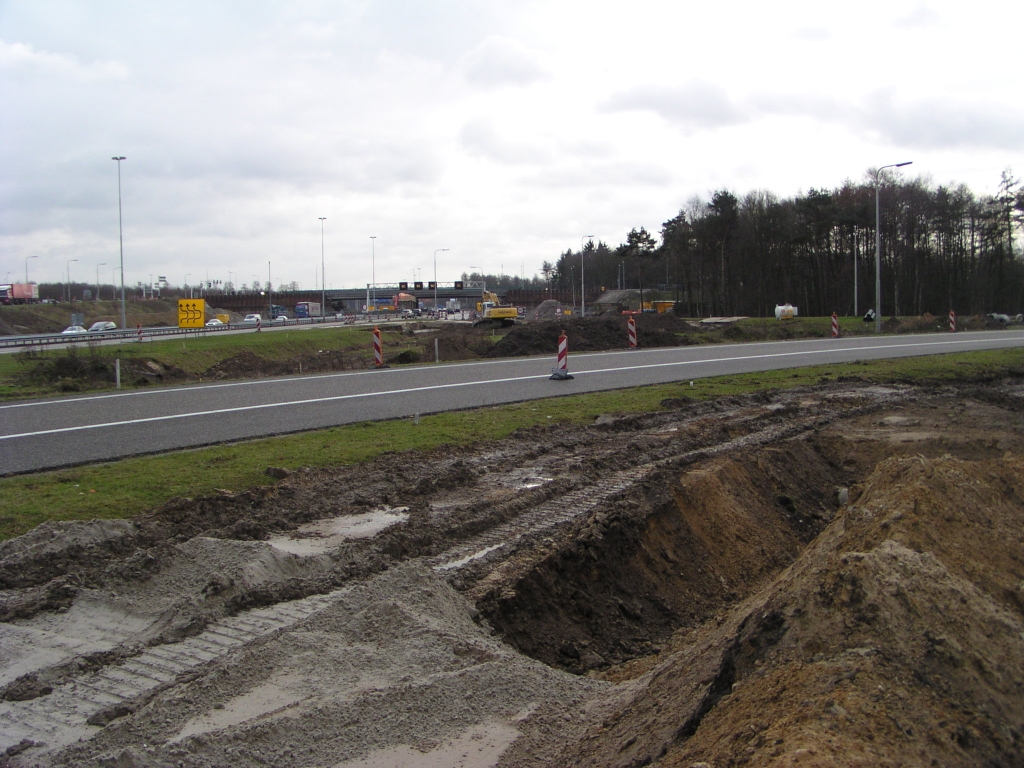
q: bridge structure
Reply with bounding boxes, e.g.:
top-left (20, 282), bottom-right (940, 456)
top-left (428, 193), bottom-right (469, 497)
top-left (198, 285), bottom-right (592, 315)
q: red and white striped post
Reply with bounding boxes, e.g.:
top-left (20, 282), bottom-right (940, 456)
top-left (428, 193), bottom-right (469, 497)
top-left (550, 329), bottom-right (573, 380)
top-left (136, 323), bottom-right (142, 342)
top-left (256, 316), bottom-right (262, 332)
top-left (372, 326), bottom-right (384, 368)
top-left (949, 310), bottom-right (956, 332)
top-left (627, 316), bottom-right (637, 349)
top-left (831, 312), bottom-right (839, 338)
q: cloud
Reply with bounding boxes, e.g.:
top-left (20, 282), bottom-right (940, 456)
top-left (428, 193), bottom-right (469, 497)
top-left (864, 92), bottom-right (1024, 150)
top-left (460, 36), bottom-right (547, 87)
top-left (459, 119), bottom-right (552, 164)
top-left (894, 4), bottom-right (940, 29)
top-left (794, 27), bottom-right (832, 42)
top-left (0, 39), bottom-right (128, 81)
top-left (602, 82), bottom-right (748, 133)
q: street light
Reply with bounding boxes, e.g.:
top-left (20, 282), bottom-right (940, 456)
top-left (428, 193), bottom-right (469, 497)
top-left (228, 271), bottom-right (236, 293)
top-left (25, 254), bottom-right (38, 284)
top-left (96, 262), bottom-right (106, 302)
top-left (581, 235), bottom-right (594, 318)
top-left (874, 161), bottom-right (912, 333)
top-left (66, 259), bottom-right (78, 302)
top-left (433, 248), bottom-right (449, 309)
top-left (319, 217), bottom-right (326, 319)
top-left (112, 157), bottom-right (127, 330)
top-left (370, 236), bottom-right (377, 312)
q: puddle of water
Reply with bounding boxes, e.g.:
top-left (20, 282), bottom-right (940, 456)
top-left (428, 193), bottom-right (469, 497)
top-left (267, 508), bottom-right (409, 556)
top-left (332, 720), bottom-right (520, 768)
top-left (436, 543), bottom-right (504, 571)
top-left (172, 677), bottom-right (304, 743)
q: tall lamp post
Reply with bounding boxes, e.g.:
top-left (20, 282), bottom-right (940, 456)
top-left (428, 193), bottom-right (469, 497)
top-left (66, 259), bottom-right (78, 302)
top-left (25, 254), bottom-right (38, 284)
top-left (370, 236), bottom-right (376, 312)
top-left (581, 235), bottom-right (594, 318)
top-left (874, 161), bottom-right (912, 333)
top-left (95, 262), bottom-right (105, 302)
top-left (433, 248), bottom-right (449, 309)
top-left (317, 218), bottom-right (325, 319)
top-left (112, 157), bottom-right (127, 329)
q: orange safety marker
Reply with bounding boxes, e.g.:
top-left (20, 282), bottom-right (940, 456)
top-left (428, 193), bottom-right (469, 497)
top-left (949, 310), bottom-right (956, 332)
top-left (627, 315), bottom-right (637, 349)
top-left (372, 326), bottom-right (385, 367)
top-left (831, 312), bottom-right (839, 338)
top-left (549, 329), bottom-right (573, 380)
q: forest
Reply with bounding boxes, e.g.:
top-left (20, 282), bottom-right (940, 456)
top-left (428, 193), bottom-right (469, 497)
top-left (536, 169), bottom-right (1024, 318)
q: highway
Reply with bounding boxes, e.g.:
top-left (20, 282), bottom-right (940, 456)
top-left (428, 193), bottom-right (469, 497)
top-left (2, 330), bottom-right (1023, 475)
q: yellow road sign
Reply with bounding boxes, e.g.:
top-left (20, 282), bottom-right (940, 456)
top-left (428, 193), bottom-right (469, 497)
top-left (178, 299), bottom-right (206, 328)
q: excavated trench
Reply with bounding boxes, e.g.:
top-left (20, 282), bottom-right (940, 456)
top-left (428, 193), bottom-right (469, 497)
top-left (2, 380), bottom-right (1024, 767)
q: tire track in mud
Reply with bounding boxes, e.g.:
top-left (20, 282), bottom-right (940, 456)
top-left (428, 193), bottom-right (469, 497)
top-left (0, 592), bottom-right (340, 753)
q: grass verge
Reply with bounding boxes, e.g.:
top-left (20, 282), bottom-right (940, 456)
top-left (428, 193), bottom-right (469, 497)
top-left (2, 347), bottom-right (1023, 541)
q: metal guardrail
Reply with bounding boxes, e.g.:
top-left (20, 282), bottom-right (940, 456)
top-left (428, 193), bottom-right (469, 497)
top-left (0, 313), bottom-right (412, 350)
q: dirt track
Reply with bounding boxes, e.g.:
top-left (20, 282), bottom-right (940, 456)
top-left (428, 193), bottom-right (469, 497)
top-left (2, 379), bottom-right (1024, 766)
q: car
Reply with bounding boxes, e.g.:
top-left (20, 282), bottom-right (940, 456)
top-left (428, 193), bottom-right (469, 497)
top-left (273, 315), bottom-right (289, 323)
top-left (205, 318), bottom-right (224, 327)
top-left (88, 321), bottom-right (117, 332)
top-left (243, 314), bottom-right (262, 324)
top-left (61, 325), bottom-right (87, 334)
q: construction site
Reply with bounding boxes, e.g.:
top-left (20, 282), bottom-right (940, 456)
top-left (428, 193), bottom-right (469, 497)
top-left (2, 372), bottom-right (1024, 767)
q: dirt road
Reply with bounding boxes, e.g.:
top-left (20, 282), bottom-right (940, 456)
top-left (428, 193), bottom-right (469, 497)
top-left (2, 379), bottom-right (1023, 766)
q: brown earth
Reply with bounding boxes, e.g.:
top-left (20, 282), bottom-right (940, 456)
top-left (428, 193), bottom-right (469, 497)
top-left (2, 379), bottom-right (1024, 766)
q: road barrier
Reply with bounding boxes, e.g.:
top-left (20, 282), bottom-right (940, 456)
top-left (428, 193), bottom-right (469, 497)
top-left (627, 316), bottom-right (637, 349)
top-left (256, 317), bottom-right (262, 332)
top-left (949, 310), bottom-right (956, 332)
top-left (550, 330), bottom-right (573, 380)
top-left (831, 312), bottom-right (839, 338)
top-left (136, 324), bottom-right (143, 342)
top-left (373, 326), bottom-right (384, 367)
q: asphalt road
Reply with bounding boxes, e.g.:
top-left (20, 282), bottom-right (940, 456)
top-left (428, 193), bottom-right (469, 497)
top-left (3, 330), bottom-right (1023, 475)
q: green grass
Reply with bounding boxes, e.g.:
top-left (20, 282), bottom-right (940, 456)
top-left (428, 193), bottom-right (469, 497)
top-left (0, 325), bottom-right (417, 399)
top-left (2, 347), bottom-right (1023, 541)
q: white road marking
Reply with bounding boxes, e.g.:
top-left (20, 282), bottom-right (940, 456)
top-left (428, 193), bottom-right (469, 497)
top-left (2, 334), bottom-right (1020, 442)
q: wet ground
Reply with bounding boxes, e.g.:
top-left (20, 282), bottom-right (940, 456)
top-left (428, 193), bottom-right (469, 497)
top-left (2, 378), bottom-right (1024, 766)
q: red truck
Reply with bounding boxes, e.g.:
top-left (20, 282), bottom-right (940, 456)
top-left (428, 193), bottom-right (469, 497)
top-left (0, 283), bottom-right (40, 305)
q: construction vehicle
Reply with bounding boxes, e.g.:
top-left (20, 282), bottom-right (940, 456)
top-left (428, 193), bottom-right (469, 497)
top-left (473, 291), bottom-right (519, 328)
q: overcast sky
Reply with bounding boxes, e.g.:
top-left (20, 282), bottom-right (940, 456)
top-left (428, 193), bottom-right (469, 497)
top-left (2, 0), bottom-right (1023, 291)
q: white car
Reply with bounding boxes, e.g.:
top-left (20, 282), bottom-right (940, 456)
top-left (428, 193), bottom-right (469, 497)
top-left (88, 321), bottom-right (117, 332)
top-left (273, 315), bottom-right (289, 323)
top-left (205, 318), bottom-right (224, 327)
top-left (243, 314), bottom-right (262, 324)
top-left (61, 325), bottom-right (88, 334)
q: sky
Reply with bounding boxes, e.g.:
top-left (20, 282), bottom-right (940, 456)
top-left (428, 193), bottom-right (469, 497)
top-left (2, 0), bottom-right (1023, 292)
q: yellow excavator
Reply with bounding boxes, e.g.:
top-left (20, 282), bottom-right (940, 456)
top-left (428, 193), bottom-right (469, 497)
top-left (473, 291), bottom-right (519, 328)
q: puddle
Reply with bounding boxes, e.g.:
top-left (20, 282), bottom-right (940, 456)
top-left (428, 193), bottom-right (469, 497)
top-left (333, 720), bottom-right (521, 768)
top-left (436, 544), bottom-right (505, 571)
top-left (267, 508), bottom-right (409, 556)
top-left (172, 677), bottom-right (305, 743)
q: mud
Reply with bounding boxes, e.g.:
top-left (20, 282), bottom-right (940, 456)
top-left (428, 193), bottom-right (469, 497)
top-left (2, 379), bottom-right (1024, 766)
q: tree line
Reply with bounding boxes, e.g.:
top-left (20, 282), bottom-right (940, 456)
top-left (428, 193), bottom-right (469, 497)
top-left (549, 169), bottom-right (1024, 317)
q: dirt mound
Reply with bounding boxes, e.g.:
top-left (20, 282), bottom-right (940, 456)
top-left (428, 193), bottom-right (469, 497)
top-left (486, 316), bottom-right (687, 357)
top-left (551, 453), bottom-right (1024, 767)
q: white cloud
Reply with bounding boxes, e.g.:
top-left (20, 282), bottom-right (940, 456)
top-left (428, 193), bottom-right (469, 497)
top-left (0, 39), bottom-right (128, 81)
top-left (602, 82), bottom-right (748, 133)
top-left (895, 4), bottom-right (941, 28)
top-left (460, 35), bottom-right (547, 87)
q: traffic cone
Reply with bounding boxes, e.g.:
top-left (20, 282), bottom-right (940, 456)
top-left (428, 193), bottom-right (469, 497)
top-left (550, 330), bottom-right (573, 380)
